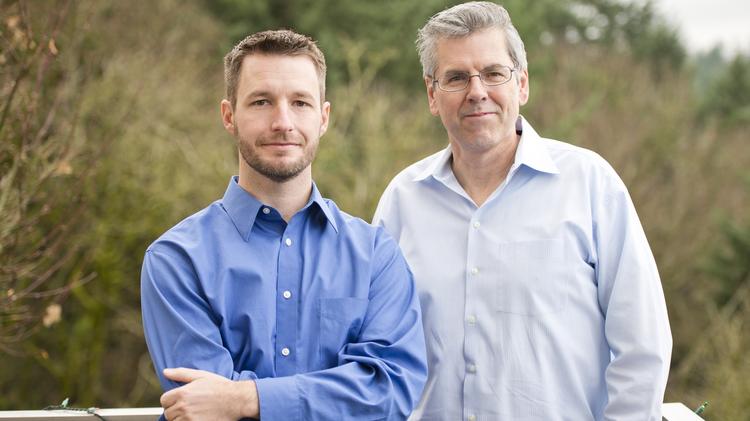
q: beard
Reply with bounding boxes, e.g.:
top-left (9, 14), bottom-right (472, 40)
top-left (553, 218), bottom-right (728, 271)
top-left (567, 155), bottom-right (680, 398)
top-left (237, 131), bottom-right (318, 183)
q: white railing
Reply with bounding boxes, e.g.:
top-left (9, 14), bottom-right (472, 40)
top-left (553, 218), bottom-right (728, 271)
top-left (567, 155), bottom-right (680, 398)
top-left (0, 403), bottom-right (703, 420)
top-left (0, 407), bottom-right (162, 420)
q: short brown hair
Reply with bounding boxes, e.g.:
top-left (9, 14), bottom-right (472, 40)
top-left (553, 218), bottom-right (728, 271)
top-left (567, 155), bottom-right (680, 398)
top-left (223, 29), bottom-right (327, 107)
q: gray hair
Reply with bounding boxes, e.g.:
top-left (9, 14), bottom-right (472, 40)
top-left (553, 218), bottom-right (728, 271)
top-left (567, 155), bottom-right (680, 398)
top-left (416, 1), bottom-right (528, 77)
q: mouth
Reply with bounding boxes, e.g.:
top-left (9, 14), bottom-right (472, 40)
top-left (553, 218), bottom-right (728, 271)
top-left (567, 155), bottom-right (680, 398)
top-left (262, 142), bottom-right (301, 148)
top-left (463, 111), bottom-right (497, 118)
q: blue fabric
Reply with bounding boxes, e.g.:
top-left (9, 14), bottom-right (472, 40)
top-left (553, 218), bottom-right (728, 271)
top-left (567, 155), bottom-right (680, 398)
top-left (142, 177), bottom-right (427, 420)
top-left (374, 117), bottom-right (672, 421)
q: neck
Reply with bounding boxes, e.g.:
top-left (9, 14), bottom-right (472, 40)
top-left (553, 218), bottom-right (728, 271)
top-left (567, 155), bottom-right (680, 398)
top-left (450, 135), bottom-right (519, 207)
top-left (238, 165), bottom-right (313, 222)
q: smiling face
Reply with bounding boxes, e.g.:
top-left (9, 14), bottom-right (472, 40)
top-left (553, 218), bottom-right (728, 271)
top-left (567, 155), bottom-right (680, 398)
top-left (221, 53), bottom-right (330, 183)
top-left (427, 28), bottom-right (529, 155)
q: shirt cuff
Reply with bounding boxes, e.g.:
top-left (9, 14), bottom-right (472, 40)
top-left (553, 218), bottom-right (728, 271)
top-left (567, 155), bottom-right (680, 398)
top-left (255, 375), bottom-right (300, 420)
top-left (232, 370), bottom-right (259, 381)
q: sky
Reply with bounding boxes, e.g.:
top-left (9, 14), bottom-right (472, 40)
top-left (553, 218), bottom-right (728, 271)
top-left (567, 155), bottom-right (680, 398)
top-left (649, 0), bottom-right (750, 55)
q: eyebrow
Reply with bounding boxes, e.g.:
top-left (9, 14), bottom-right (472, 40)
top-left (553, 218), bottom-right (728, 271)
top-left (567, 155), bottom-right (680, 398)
top-left (482, 64), bottom-right (509, 71)
top-left (242, 90), bottom-right (317, 102)
top-left (291, 91), bottom-right (316, 101)
top-left (441, 64), bottom-right (510, 75)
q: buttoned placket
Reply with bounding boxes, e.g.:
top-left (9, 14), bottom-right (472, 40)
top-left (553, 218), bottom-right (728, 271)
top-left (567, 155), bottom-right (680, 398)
top-left (461, 165), bottom-right (520, 419)
top-left (463, 207), bottom-right (483, 420)
top-left (274, 212), bottom-right (302, 376)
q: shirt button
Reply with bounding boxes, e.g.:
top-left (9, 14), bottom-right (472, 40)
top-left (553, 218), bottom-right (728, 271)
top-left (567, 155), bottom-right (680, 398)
top-left (282, 290), bottom-right (292, 299)
top-left (285, 238), bottom-right (292, 246)
top-left (470, 267), bottom-right (479, 275)
top-left (468, 415), bottom-right (476, 421)
top-left (262, 207), bottom-right (270, 214)
top-left (466, 315), bottom-right (477, 325)
top-left (473, 221), bottom-right (480, 229)
top-left (281, 347), bottom-right (290, 356)
top-left (467, 363), bottom-right (476, 373)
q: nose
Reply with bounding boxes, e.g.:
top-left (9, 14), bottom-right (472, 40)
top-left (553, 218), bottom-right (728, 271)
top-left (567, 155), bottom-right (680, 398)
top-left (270, 103), bottom-right (294, 132)
top-left (466, 74), bottom-right (488, 102)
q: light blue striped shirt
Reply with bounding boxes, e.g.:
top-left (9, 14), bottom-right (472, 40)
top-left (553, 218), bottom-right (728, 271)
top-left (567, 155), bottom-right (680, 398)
top-left (373, 117), bottom-right (671, 421)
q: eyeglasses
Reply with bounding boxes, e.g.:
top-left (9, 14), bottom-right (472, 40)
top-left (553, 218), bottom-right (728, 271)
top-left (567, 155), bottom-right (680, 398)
top-left (432, 65), bottom-right (516, 92)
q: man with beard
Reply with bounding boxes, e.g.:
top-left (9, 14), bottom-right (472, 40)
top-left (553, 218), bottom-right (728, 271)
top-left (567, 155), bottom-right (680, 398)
top-left (373, 2), bottom-right (671, 420)
top-left (141, 29), bottom-right (427, 420)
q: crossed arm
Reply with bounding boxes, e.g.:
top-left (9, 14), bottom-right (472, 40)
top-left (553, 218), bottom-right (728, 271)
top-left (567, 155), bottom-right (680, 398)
top-left (141, 235), bottom-right (427, 421)
top-left (159, 368), bottom-right (258, 420)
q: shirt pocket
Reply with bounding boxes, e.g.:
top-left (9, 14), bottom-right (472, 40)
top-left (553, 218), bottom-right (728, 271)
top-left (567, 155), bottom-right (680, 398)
top-left (494, 239), bottom-right (568, 316)
top-left (318, 297), bottom-right (369, 367)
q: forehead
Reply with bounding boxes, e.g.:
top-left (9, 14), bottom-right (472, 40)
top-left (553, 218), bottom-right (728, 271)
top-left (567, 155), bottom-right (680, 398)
top-left (237, 54), bottom-right (321, 99)
top-left (434, 28), bottom-right (512, 72)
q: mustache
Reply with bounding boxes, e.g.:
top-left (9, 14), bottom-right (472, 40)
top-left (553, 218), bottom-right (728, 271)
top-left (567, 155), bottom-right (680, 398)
top-left (255, 133), bottom-right (303, 145)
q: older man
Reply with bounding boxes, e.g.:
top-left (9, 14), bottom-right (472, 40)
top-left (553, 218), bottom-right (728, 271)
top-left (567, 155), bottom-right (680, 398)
top-left (141, 29), bottom-right (426, 420)
top-left (374, 2), bottom-right (671, 420)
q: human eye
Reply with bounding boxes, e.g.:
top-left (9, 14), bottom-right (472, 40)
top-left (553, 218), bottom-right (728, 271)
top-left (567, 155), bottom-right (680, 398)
top-left (445, 72), bottom-right (468, 83)
top-left (440, 72), bottom-right (468, 89)
top-left (250, 99), bottom-right (270, 106)
top-left (292, 100), bottom-right (311, 107)
top-left (482, 68), bottom-right (510, 83)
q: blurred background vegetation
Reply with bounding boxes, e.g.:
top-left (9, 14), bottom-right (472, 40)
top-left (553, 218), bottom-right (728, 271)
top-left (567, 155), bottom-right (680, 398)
top-left (1, 0), bottom-right (748, 418)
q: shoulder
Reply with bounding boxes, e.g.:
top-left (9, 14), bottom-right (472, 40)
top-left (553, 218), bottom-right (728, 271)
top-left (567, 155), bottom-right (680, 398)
top-left (322, 198), bottom-right (401, 253)
top-left (387, 148), bottom-right (446, 189)
top-left (540, 137), bottom-right (626, 192)
top-left (146, 200), bottom-right (225, 258)
top-left (541, 137), bottom-right (612, 170)
top-left (377, 148), bottom-right (447, 209)
top-left (323, 199), bottom-right (387, 238)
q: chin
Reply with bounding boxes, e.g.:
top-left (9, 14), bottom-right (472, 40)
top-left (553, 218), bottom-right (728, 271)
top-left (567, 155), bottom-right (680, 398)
top-left (466, 133), bottom-right (501, 146)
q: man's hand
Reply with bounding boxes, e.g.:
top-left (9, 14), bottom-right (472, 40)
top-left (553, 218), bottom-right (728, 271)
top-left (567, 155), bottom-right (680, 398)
top-left (160, 367), bottom-right (259, 420)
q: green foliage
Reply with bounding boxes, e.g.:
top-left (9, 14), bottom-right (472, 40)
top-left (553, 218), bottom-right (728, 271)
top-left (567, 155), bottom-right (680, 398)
top-left (1, 0), bottom-right (92, 355)
top-left (700, 55), bottom-right (750, 126)
top-left (615, 0), bottom-right (685, 73)
top-left (201, 0), bottom-right (447, 91)
top-left (1, 0), bottom-right (230, 408)
top-left (707, 218), bottom-right (750, 308)
top-left (201, 0), bottom-right (685, 93)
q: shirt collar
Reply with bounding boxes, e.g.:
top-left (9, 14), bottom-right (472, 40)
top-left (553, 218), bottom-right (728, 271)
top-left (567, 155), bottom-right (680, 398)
top-left (514, 116), bottom-right (559, 175)
top-left (309, 182), bottom-right (339, 233)
top-left (221, 176), bottom-right (338, 241)
top-left (412, 115), bottom-right (559, 182)
top-left (413, 146), bottom-right (452, 182)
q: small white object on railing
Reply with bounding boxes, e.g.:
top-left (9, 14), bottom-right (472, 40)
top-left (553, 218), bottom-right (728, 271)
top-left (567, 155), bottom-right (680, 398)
top-left (662, 402), bottom-right (705, 421)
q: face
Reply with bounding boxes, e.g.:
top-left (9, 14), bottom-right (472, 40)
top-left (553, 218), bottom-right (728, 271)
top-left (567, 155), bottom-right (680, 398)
top-left (426, 28), bottom-right (529, 154)
top-left (221, 54), bottom-right (330, 183)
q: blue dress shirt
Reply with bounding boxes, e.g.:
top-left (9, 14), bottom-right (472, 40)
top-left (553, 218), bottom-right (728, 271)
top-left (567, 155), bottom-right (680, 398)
top-left (141, 177), bottom-right (427, 420)
top-left (373, 117), bottom-right (672, 421)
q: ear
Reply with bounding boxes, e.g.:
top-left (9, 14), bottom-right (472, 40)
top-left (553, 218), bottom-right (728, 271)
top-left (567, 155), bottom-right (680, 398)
top-left (426, 76), bottom-right (439, 116)
top-left (517, 69), bottom-right (530, 106)
top-left (319, 101), bottom-right (331, 136)
top-left (220, 99), bottom-right (236, 134)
